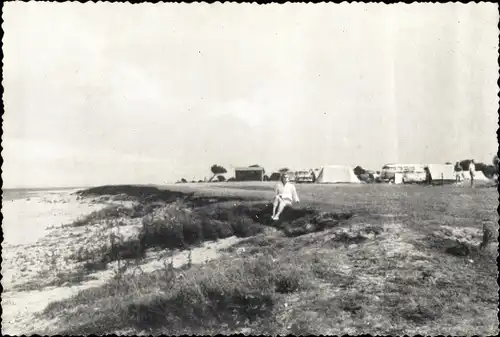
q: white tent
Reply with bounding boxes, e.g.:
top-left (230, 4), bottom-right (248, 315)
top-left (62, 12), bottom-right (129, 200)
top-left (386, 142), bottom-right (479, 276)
top-left (315, 165), bottom-right (361, 184)
top-left (426, 164), bottom-right (455, 183)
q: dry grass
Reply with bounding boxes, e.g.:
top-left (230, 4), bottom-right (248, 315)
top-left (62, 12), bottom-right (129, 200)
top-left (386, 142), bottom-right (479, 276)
top-left (33, 183), bottom-right (498, 335)
top-left (38, 254), bottom-right (313, 335)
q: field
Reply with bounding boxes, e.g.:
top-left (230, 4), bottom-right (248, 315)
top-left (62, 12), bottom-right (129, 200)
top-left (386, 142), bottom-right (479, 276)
top-left (20, 182), bottom-right (499, 335)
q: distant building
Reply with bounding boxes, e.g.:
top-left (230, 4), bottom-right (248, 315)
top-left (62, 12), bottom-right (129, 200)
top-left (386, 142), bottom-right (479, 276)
top-left (234, 167), bottom-right (265, 181)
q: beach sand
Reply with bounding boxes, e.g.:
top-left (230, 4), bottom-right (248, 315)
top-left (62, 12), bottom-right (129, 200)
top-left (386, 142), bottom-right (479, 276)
top-left (1, 189), bottom-right (241, 335)
top-left (1, 190), bottom-right (109, 334)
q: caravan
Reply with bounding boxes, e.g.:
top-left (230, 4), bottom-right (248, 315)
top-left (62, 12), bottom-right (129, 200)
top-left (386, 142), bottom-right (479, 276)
top-left (294, 170), bottom-right (315, 183)
top-left (380, 164), bottom-right (427, 184)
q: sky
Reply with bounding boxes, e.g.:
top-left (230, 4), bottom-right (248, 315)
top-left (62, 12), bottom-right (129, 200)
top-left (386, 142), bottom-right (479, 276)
top-left (2, 2), bottom-right (498, 188)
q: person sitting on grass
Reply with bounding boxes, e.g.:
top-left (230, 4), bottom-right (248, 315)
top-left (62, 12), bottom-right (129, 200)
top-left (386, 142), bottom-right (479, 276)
top-left (271, 173), bottom-right (300, 220)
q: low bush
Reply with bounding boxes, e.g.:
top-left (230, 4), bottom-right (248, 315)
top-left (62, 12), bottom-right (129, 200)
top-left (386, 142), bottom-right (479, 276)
top-left (200, 219), bottom-right (235, 240)
top-left (71, 205), bottom-right (129, 227)
top-left (231, 217), bottom-right (265, 238)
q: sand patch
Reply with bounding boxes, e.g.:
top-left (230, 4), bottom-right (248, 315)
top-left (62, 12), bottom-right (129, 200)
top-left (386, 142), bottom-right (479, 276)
top-left (137, 236), bottom-right (242, 274)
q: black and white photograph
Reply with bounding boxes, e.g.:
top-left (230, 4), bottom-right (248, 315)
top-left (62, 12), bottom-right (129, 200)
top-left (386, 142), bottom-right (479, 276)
top-left (1, 2), bottom-right (499, 335)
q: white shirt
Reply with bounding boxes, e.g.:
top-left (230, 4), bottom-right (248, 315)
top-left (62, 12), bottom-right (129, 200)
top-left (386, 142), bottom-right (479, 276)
top-left (275, 182), bottom-right (299, 203)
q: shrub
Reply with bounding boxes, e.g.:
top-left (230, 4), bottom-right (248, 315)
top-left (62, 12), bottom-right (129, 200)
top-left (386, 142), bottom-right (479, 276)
top-left (274, 270), bottom-right (306, 293)
top-left (108, 237), bottom-right (145, 261)
top-left (231, 217), bottom-right (265, 238)
top-left (140, 214), bottom-right (186, 250)
top-left (200, 219), bottom-right (234, 240)
top-left (137, 202), bottom-right (266, 251)
top-left (71, 205), bottom-right (127, 227)
top-left (182, 219), bottom-right (204, 246)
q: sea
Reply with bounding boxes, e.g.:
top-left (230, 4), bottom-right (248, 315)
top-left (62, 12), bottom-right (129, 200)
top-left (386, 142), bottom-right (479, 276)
top-left (1, 186), bottom-right (102, 246)
top-left (2, 186), bottom-right (86, 202)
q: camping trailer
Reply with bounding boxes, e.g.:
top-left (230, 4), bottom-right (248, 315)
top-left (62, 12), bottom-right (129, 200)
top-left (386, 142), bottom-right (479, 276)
top-left (380, 164), bottom-right (427, 184)
top-left (294, 170), bottom-right (315, 183)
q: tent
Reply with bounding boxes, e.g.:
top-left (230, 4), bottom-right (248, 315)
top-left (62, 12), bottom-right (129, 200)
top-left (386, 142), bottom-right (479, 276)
top-left (315, 165), bottom-right (361, 184)
top-left (426, 164), bottom-right (455, 184)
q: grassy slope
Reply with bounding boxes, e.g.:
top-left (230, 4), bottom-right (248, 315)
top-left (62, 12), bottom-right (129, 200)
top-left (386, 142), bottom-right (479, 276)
top-left (38, 183), bottom-right (498, 335)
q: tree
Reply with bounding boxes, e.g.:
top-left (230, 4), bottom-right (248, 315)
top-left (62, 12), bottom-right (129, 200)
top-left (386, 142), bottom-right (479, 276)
top-left (444, 162), bottom-right (452, 165)
top-left (210, 164), bottom-right (227, 181)
top-left (475, 162), bottom-right (488, 173)
top-left (358, 173), bottom-right (374, 183)
top-left (279, 167), bottom-right (290, 173)
top-left (459, 159), bottom-right (472, 171)
top-left (493, 155), bottom-right (499, 171)
top-left (458, 158), bottom-right (498, 178)
top-left (211, 164), bottom-right (227, 175)
top-left (217, 175), bottom-right (226, 182)
top-left (482, 165), bottom-right (497, 178)
top-left (353, 166), bottom-right (366, 176)
top-left (181, 178), bottom-right (187, 183)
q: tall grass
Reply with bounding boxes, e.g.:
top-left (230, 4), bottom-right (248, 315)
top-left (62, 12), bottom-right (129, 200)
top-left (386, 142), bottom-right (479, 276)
top-left (40, 254), bottom-right (314, 335)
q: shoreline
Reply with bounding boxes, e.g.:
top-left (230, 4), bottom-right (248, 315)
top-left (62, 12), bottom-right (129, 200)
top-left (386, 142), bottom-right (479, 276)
top-left (1, 189), bottom-right (112, 334)
top-left (1, 187), bottom-right (248, 335)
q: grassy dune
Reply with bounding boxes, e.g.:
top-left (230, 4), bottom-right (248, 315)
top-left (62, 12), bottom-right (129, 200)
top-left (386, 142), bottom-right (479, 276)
top-left (35, 183), bottom-right (498, 335)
